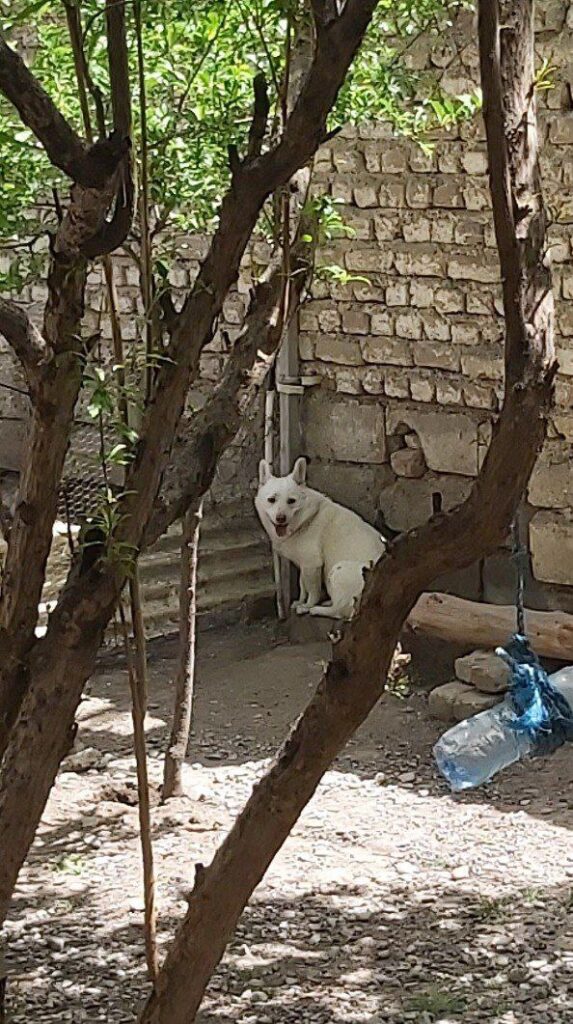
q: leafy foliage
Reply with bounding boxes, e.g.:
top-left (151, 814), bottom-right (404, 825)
top-left (0, 0), bottom-right (476, 290)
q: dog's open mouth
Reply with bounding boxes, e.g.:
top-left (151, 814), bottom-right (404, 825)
top-left (275, 523), bottom-right (288, 538)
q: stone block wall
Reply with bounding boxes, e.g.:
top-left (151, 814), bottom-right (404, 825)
top-left (299, 1), bottom-right (573, 610)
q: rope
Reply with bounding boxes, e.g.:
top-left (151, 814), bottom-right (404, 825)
top-left (511, 511), bottom-right (526, 637)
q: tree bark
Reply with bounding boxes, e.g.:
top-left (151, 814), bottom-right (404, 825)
top-left (162, 504), bottom-right (203, 800)
top-left (407, 593), bottom-right (573, 661)
top-left (138, 3), bottom-right (555, 1020)
top-left (0, 564), bottom-right (117, 924)
top-left (0, 299), bottom-right (49, 380)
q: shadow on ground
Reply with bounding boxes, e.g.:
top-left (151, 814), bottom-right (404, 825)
top-left (6, 880), bottom-right (573, 1022)
top-left (83, 621), bottom-right (573, 836)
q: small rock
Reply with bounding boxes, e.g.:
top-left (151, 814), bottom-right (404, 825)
top-left (404, 431), bottom-right (421, 449)
top-left (46, 936), bottom-right (66, 953)
top-left (451, 865), bottom-right (470, 880)
top-left (453, 687), bottom-right (502, 722)
top-left (390, 447), bottom-right (426, 479)
top-left (455, 649), bottom-right (510, 694)
top-left (428, 681), bottom-right (474, 723)
top-left (63, 748), bottom-right (102, 773)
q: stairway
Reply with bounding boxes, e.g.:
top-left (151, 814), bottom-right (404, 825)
top-left (31, 500), bottom-right (277, 640)
top-left (137, 500), bottom-right (277, 637)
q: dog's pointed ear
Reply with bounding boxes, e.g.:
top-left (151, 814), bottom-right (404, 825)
top-left (291, 457), bottom-right (307, 485)
top-left (259, 459), bottom-right (272, 486)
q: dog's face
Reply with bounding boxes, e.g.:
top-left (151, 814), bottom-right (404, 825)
top-left (255, 457), bottom-right (308, 539)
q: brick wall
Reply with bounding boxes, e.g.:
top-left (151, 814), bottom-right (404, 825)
top-left (299, 1), bottom-right (573, 610)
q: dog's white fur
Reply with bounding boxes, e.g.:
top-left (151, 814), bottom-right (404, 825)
top-left (255, 457), bottom-right (385, 619)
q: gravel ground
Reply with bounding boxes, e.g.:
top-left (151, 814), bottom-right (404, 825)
top-left (4, 622), bottom-right (573, 1023)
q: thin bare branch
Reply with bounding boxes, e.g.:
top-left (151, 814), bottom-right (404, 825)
top-left (62, 0), bottom-right (94, 141)
top-left (106, 0), bottom-right (131, 136)
top-left (133, 0), bottom-right (155, 402)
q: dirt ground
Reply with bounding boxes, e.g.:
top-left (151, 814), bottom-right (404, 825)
top-left (4, 620), bottom-right (573, 1023)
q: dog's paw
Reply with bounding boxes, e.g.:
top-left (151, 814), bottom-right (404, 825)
top-left (295, 604), bottom-right (310, 616)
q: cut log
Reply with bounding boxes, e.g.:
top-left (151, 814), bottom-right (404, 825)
top-left (407, 593), bottom-right (573, 662)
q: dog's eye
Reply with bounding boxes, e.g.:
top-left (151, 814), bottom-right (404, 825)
top-left (268, 497), bottom-right (276, 504)
top-left (287, 498), bottom-right (296, 505)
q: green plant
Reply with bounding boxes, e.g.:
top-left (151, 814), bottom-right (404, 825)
top-left (51, 852), bottom-right (86, 876)
top-left (534, 57), bottom-right (557, 93)
top-left (1, 0), bottom-right (476, 290)
top-left (472, 894), bottom-right (513, 922)
top-left (406, 985), bottom-right (467, 1019)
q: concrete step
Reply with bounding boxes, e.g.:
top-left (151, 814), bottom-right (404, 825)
top-left (134, 576), bottom-right (277, 639)
top-left (148, 504), bottom-right (260, 553)
top-left (286, 610), bottom-right (339, 644)
top-left (138, 547), bottom-right (272, 601)
top-left (35, 500), bottom-right (274, 638)
top-left (138, 533), bottom-right (268, 582)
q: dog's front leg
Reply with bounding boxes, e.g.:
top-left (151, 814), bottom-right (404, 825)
top-left (295, 567), bottom-right (322, 615)
top-left (291, 573), bottom-right (308, 613)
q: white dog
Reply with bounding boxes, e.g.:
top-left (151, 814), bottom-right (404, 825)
top-left (255, 457), bottom-right (385, 619)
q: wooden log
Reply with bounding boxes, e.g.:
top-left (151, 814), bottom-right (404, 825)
top-left (407, 592), bottom-right (573, 661)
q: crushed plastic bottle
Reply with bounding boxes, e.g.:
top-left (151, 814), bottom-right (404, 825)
top-left (434, 665), bottom-right (573, 792)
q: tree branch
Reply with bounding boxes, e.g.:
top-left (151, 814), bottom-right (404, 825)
top-left (479, 0), bottom-right (553, 387)
top-left (0, 33), bottom-right (86, 178)
top-left (146, 225), bottom-right (315, 546)
top-left (105, 0), bottom-right (132, 137)
top-left (0, 5), bottom-right (134, 751)
top-left (74, 0), bottom-right (134, 261)
top-left (0, 299), bottom-right (50, 381)
top-left (246, 72), bottom-right (270, 161)
top-left (0, 34), bottom-right (124, 188)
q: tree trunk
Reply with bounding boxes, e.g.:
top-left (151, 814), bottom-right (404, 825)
top-left (162, 504), bottom-right (203, 800)
top-left (139, 3), bottom-right (556, 1020)
top-left (407, 593), bottom-right (573, 660)
top-left (0, 11), bottom-right (132, 755)
top-left (0, 574), bottom-right (114, 924)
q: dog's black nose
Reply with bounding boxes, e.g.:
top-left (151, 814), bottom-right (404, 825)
top-left (276, 513), bottom-right (287, 524)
